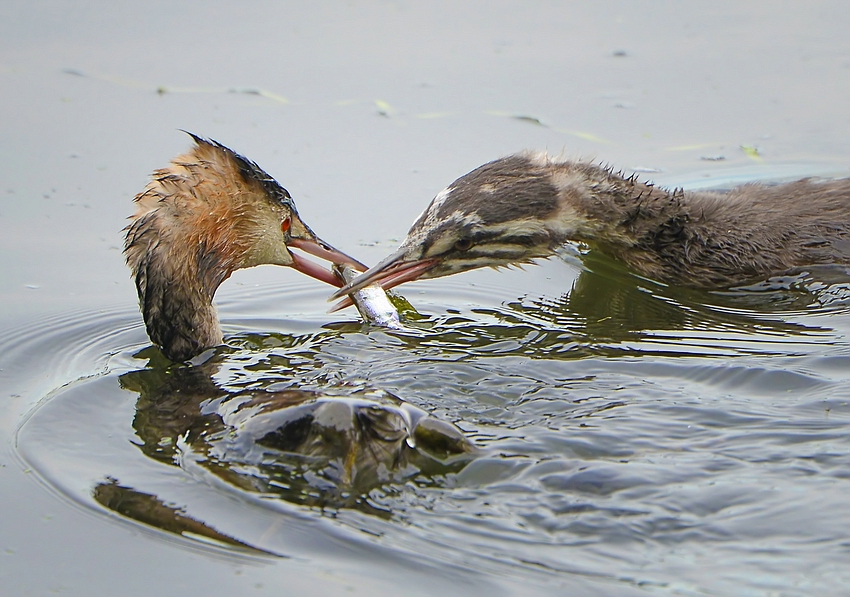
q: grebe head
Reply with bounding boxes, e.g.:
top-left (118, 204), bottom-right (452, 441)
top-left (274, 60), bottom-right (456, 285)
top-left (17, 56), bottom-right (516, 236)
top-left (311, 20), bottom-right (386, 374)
top-left (330, 153), bottom-right (585, 301)
top-left (332, 151), bottom-right (850, 303)
top-left (125, 133), bottom-right (364, 361)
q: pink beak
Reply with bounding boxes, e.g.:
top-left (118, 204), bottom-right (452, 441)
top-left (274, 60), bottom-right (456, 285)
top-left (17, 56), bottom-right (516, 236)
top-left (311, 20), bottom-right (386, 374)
top-left (288, 237), bottom-right (367, 288)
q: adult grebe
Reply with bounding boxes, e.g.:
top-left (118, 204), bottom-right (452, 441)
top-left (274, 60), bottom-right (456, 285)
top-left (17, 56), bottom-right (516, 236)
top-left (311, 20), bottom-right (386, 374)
top-left (332, 152), bottom-right (850, 301)
top-left (125, 134), bottom-right (365, 362)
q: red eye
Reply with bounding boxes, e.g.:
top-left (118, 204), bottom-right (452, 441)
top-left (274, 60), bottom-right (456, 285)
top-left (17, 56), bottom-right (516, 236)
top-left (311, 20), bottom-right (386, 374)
top-left (281, 217), bottom-right (291, 233)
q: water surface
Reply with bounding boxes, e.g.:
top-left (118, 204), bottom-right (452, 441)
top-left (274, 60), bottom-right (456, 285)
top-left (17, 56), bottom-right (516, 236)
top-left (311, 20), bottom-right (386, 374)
top-left (12, 256), bottom-right (850, 595)
top-left (2, 2), bottom-right (850, 595)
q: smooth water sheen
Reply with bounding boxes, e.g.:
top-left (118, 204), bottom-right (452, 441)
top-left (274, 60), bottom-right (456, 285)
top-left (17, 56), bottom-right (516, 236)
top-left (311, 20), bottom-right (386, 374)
top-left (3, 2), bottom-right (850, 594)
top-left (13, 252), bottom-right (850, 595)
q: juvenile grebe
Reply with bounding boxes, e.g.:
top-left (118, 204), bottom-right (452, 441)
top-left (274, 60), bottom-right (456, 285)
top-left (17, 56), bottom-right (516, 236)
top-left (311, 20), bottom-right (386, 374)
top-left (125, 134), bottom-right (364, 362)
top-left (332, 153), bottom-right (850, 300)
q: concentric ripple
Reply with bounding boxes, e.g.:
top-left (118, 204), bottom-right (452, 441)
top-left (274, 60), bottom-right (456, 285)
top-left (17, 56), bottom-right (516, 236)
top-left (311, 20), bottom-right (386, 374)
top-left (11, 266), bottom-right (850, 595)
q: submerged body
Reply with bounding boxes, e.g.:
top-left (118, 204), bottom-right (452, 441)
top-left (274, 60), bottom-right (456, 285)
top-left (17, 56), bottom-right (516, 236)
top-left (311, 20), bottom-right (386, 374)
top-left (332, 153), bottom-right (850, 300)
top-left (125, 134), bottom-right (364, 361)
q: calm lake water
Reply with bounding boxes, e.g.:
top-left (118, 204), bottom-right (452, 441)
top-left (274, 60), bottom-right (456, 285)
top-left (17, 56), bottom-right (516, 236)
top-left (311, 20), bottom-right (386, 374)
top-left (2, 2), bottom-right (850, 596)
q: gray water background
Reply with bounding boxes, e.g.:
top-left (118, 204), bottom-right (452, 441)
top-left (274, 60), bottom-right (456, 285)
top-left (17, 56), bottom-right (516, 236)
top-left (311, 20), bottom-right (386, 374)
top-left (2, 2), bottom-right (850, 595)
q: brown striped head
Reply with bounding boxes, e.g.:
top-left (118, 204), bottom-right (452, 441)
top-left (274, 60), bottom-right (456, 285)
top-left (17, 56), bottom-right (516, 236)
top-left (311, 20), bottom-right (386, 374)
top-left (330, 152), bottom-right (595, 300)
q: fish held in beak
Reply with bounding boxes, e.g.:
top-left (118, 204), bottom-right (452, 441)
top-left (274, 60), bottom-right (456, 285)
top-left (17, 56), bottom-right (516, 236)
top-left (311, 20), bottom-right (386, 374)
top-left (328, 247), bottom-right (437, 304)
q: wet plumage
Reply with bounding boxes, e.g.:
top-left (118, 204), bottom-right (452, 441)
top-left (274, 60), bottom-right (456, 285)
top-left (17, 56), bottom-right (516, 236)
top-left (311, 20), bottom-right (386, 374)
top-left (125, 134), bottom-right (363, 362)
top-left (332, 152), bottom-right (850, 301)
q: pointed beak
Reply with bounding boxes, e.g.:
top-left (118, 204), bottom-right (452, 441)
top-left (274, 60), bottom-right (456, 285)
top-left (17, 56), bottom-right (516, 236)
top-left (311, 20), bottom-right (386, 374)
top-left (328, 246), bottom-right (438, 301)
top-left (287, 214), bottom-right (367, 288)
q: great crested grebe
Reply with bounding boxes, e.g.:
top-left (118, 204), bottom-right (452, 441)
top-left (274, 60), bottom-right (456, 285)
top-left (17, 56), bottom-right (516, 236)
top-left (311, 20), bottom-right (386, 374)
top-left (125, 134), bottom-right (365, 362)
top-left (332, 152), bottom-right (850, 301)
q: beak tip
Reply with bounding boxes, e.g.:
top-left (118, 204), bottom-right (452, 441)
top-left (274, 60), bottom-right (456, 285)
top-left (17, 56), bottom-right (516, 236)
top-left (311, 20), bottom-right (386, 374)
top-left (327, 287), bottom-right (347, 301)
top-left (328, 297), bottom-right (354, 312)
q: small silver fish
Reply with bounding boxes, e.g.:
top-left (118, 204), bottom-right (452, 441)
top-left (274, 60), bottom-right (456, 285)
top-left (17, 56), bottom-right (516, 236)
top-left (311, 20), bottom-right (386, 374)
top-left (334, 264), bottom-right (403, 329)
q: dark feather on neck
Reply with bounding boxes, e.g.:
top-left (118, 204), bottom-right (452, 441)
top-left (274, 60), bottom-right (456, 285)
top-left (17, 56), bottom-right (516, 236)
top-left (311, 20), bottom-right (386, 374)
top-left (126, 210), bottom-right (226, 362)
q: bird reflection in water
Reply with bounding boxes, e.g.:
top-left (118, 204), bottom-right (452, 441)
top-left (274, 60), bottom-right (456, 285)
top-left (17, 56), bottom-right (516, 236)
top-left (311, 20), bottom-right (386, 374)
top-left (491, 259), bottom-right (843, 360)
top-left (93, 479), bottom-right (264, 553)
top-left (110, 135), bottom-right (476, 541)
top-left (104, 351), bottom-right (475, 530)
top-left (547, 250), bottom-right (845, 341)
top-left (364, 251), bottom-right (844, 364)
